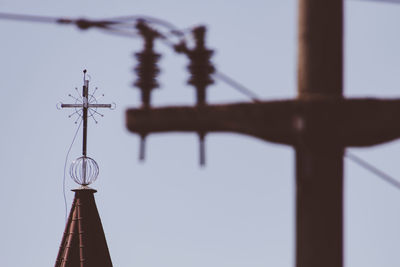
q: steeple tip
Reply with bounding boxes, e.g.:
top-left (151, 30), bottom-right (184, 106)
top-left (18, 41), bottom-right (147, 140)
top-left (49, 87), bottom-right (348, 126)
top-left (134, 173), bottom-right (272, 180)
top-left (55, 186), bottom-right (112, 266)
top-left (72, 185), bottom-right (98, 193)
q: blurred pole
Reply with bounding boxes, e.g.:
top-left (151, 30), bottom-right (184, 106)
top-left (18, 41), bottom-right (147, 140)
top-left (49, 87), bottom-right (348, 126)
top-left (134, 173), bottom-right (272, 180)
top-left (296, 0), bottom-right (343, 267)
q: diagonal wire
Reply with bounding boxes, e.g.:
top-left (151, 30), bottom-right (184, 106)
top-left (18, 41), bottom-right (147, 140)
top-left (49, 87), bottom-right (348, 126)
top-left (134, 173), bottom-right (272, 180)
top-left (350, 0), bottom-right (400, 4)
top-left (0, 12), bottom-right (263, 103)
top-left (213, 71), bottom-right (262, 103)
top-left (62, 119), bottom-right (83, 223)
top-left (151, 28), bottom-right (263, 103)
top-left (3, 12), bottom-right (400, 192)
top-left (0, 12), bottom-right (60, 23)
top-left (346, 151), bottom-right (400, 190)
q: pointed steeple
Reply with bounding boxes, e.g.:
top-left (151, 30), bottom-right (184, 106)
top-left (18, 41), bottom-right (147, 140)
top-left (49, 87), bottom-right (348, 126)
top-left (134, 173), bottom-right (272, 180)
top-left (55, 187), bottom-right (113, 267)
top-left (56, 71), bottom-right (115, 266)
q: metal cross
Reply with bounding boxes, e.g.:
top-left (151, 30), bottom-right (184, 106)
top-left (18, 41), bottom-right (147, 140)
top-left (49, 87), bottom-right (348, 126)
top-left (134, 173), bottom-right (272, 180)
top-left (60, 70), bottom-right (113, 157)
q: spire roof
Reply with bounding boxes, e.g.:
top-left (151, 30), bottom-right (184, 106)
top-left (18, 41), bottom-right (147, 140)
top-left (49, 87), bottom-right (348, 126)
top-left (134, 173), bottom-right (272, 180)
top-left (55, 188), bottom-right (113, 267)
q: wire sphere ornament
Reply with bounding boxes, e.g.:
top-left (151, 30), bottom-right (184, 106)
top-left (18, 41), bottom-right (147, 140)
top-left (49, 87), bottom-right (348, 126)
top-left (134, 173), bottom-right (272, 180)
top-left (70, 156), bottom-right (99, 186)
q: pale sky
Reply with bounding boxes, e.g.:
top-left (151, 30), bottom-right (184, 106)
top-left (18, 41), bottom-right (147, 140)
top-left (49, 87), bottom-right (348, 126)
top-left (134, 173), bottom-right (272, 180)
top-left (0, 0), bottom-right (400, 266)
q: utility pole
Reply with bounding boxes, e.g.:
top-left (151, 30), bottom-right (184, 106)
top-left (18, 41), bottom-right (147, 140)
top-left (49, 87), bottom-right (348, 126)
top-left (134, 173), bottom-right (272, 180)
top-left (126, 0), bottom-right (400, 266)
top-left (296, 0), bottom-right (343, 266)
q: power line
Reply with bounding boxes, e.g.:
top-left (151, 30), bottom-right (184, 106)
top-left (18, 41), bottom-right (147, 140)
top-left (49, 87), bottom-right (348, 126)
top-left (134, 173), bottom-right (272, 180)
top-left (0, 12), bottom-right (60, 23)
top-left (3, 12), bottom-right (400, 191)
top-left (213, 71), bottom-right (262, 102)
top-left (351, 0), bottom-right (400, 4)
top-left (0, 12), bottom-right (264, 103)
top-left (346, 151), bottom-right (400, 191)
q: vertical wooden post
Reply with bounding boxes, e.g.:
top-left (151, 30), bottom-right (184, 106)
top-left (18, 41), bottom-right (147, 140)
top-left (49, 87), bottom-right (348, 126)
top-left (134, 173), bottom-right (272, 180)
top-left (298, 0), bottom-right (343, 99)
top-left (296, 0), bottom-right (343, 266)
top-left (295, 146), bottom-right (343, 267)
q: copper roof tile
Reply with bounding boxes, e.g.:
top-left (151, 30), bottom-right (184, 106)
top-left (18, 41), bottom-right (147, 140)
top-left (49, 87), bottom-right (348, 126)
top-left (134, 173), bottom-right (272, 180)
top-left (55, 188), bottom-right (113, 267)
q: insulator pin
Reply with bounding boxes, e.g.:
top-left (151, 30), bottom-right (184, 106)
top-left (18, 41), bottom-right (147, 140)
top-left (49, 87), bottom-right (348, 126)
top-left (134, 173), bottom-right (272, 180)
top-left (134, 21), bottom-right (161, 108)
top-left (174, 26), bottom-right (215, 106)
top-left (199, 132), bottom-right (206, 167)
top-left (139, 134), bottom-right (146, 162)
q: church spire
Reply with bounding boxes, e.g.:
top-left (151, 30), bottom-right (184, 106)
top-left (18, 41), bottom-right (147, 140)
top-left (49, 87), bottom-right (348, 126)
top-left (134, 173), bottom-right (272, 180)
top-left (55, 70), bottom-right (114, 266)
top-left (55, 188), bottom-right (113, 267)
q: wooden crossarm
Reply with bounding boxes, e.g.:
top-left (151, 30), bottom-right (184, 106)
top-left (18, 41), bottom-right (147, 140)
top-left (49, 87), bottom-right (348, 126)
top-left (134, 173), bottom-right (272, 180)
top-left (126, 98), bottom-right (400, 147)
top-left (126, 101), bottom-right (296, 145)
top-left (125, 1), bottom-right (398, 264)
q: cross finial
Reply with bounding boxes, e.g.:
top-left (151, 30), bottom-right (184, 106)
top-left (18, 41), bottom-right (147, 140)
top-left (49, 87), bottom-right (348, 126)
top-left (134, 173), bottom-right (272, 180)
top-left (58, 70), bottom-right (115, 186)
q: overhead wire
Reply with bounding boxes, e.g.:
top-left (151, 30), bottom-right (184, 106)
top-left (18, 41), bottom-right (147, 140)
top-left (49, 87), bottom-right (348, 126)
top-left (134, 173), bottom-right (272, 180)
top-left (106, 17), bottom-right (263, 102)
top-left (98, 28), bottom-right (140, 39)
top-left (108, 15), bottom-right (183, 34)
top-left (214, 71), bottom-right (262, 102)
top-left (346, 151), bottom-right (400, 191)
top-left (3, 11), bottom-right (400, 191)
top-left (0, 12), bottom-right (60, 23)
top-left (351, 0), bottom-right (400, 4)
top-left (0, 12), bottom-right (262, 102)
